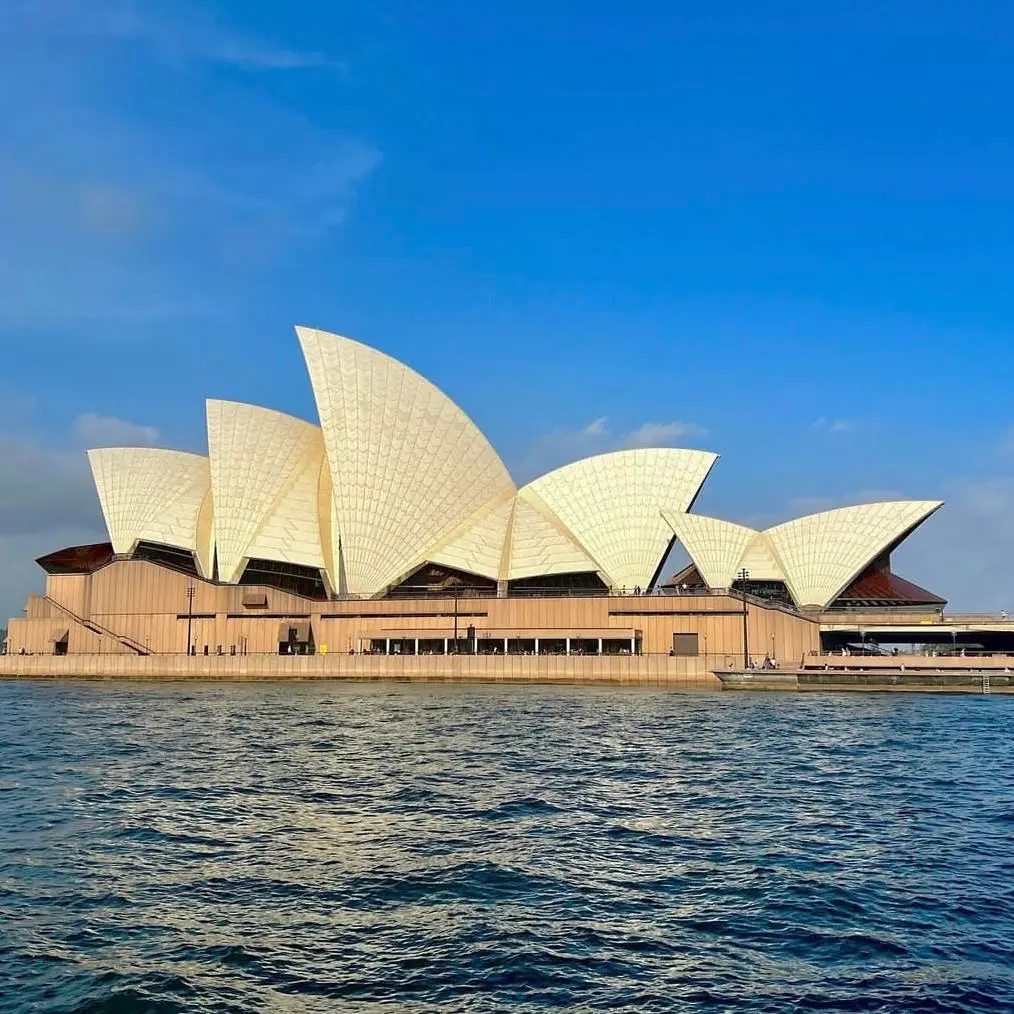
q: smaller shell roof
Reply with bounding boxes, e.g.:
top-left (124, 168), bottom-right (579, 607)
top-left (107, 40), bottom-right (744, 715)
top-left (661, 511), bottom-right (757, 590)
top-left (523, 447), bottom-right (718, 590)
top-left (206, 399), bottom-right (325, 584)
top-left (765, 500), bottom-right (943, 608)
top-left (666, 500), bottom-right (944, 610)
top-left (87, 447), bottom-right (212, 571)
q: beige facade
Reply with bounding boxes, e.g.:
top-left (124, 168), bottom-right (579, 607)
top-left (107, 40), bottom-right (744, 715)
top-left (6, 558), bottom-right (821, 667)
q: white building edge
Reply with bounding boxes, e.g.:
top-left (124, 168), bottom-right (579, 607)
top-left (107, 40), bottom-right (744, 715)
top-left (85, 327), bottom-right (944, 603)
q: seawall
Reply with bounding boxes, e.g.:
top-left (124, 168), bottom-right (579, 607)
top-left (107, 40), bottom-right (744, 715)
top-left (718, 669), bottom-right (1012, 693)
top-left (0, 652), bottom-right (720, 686)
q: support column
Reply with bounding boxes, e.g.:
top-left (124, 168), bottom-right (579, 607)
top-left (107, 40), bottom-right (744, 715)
top-left (598, 637), bottom-right (603, 655)
top-left (630, 634), bottom-right (635, 655)
top-left (443, 637), bottom-right (449, 655)
top-left (504, 637), bottom-right (509, 655)
top-left (534, 637), bottom-right (540, 655)
top-left (414, 638), bottom-right (419, 655)
top-left (385, 638), bottom-right (391, 655)
top-left (566, 637), bottom-right (571, 655)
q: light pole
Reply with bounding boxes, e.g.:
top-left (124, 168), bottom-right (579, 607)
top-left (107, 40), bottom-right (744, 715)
top-left (738, 568), bottom-right (750, 668)
top-left (185, 583), bottom-right (195, 655)
top-left (452, 586), bottom-right (459, 653)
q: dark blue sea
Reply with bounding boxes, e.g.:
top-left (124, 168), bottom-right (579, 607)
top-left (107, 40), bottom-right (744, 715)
top-left (1, 682), bottom-right (1012, 1013)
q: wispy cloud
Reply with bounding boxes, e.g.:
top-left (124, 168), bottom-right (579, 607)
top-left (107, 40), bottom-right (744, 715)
top-left (0, 410), bottom-right (159, 620)
top-left (0, 1), bottom-right (377, 333)
top-left (515, 416), bottom-right (709, 482)
top-left (72, 413), bottom-right (160, 448)
top-left (12, 0), bottom-right (337, 71)
top-left (811, 416), bottom-right (856, 434)
top-left (998, 425), bottom-right (1014, 457)
top-left (0, 436), bottom-right (98, 539)
top-left (624, 421), bottom-right (709, 447)
top-left (894, 477), bottom-right (1014, 612)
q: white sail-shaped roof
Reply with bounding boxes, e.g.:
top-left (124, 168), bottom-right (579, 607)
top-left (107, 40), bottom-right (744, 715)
top-left (523, 448), bottom-right (717, 590)
top-left (428, 493), bottom-right (515, 580)
top-left (297, 327), bottom-right (515, 595)
top-left (662, 511), bottom-right (757, 590)
top-left (207, 400), bottom-right (326, 584)
top-left (506, 494), bottom-right (600, 580)
top-left (87, 448), bottom-right (212, 572)
top-left (737, 534), bottom-right (786, 582)
top-left (765, 500), bottom-right (943, 608)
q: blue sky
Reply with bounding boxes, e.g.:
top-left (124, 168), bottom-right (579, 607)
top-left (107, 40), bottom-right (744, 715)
top-left (1, 0), bottom-right (1013, 617)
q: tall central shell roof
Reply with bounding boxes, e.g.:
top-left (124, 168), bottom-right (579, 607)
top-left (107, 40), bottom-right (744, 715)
top-left (297, 327), bottom-right (516, 595)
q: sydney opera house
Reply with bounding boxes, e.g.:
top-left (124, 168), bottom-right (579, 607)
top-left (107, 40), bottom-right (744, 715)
top-left (4, 327), bottom-right (963, 666)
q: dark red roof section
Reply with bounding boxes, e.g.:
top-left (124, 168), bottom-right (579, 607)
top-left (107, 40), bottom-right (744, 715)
top-left (663, 564), bottom-right (706, 589)
top-left (36, 542), bottom-right (115, 575)
top-left (834, 568), bottom-right (946, 606)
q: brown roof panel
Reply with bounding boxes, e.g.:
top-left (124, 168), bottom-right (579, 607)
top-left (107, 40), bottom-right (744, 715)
top-left (36, 543), bottom-right (115, 575)
top-left (834, 568), bottom-right (946, 606)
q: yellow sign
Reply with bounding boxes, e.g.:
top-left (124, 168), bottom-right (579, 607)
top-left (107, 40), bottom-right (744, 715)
top-left (320, 644), bottom-right (328, 655)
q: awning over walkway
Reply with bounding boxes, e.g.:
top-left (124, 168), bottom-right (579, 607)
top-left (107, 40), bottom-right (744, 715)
top-left (278, 620), bottom-right (312, 643)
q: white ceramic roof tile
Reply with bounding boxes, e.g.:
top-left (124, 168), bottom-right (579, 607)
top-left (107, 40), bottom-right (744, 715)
top-left (207, 400), bottom-right (325, 583)
top-left (297, 327), bottom-right (515, 595)
top-left (429, 494), bottom-right (514, 580)
top-left (661, 512), bottom-right (757, 589)
top-left (87, 448), bottom-right (210, 559)
top-left (523, 448), bottom-right (718, 590)
top-left (507, 494), bottom-right (600, 580)
top-left (765, 500), bottom-right (943, 608)
top-left (737, 534), bottom-right (787, 582)
top-left (245, 452), bottom-right (327, 573)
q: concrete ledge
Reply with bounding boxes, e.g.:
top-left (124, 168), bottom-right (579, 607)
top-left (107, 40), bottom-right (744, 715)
top-left (716, 668), bottom-right (1011, 693)
top-left (0, 652), bottom-right (721, 687)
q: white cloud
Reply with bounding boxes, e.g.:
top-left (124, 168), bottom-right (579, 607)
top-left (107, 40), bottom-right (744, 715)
top-left (811, 417), bottom-right (856, 434)
top-left (0, 527), bottom-right (104, 631)
top-left (623, 421), bottom-right (709, 448)
top-left (72, 412), bottom-right (160, 447)
top-left (895, 477), bottom-right (1014, 612)
top-left (13, 0), bottom-right (336, 72)
top-left (0, 2), bottom-right (378, 332)
top-left (0, 413), bottom-right (159, 622)
top-left (515, 416), bottom-right (709, 482)
top-left (998, 425), bottom-right (1014, 457)
top-left (0, 437), bottom-right (100, 538)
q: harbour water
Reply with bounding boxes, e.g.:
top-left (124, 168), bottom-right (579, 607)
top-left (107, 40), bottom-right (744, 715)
top-left (1, 681), bottom-right (1012, 1012)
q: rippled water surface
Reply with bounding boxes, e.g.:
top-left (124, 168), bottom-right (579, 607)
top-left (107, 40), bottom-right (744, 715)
top-left (2, 681), bottom-right (1013, 1013)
